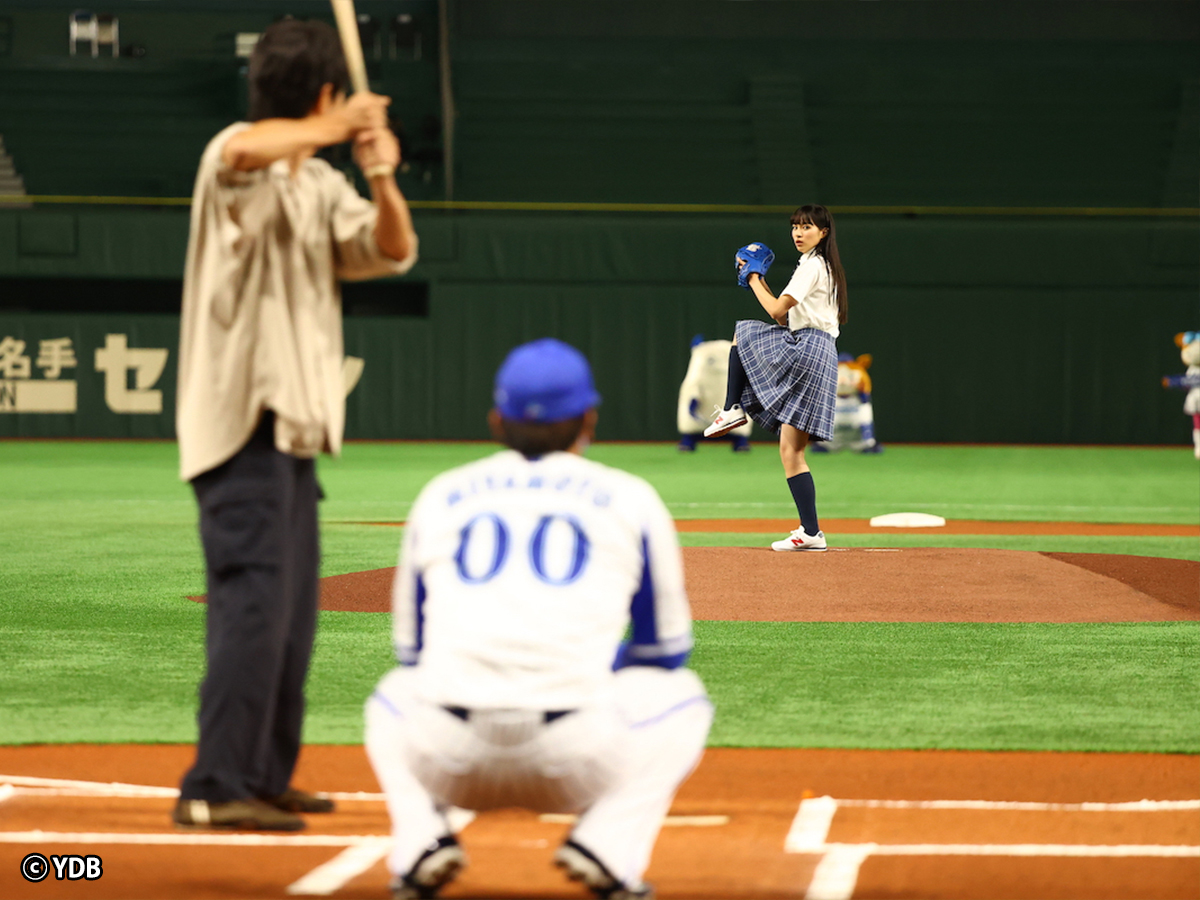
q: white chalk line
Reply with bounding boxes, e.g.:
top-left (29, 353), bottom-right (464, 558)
top-left (0, 775), bottom-right (179, 798)
top-left (803, 843), bottom-right (1200, 900)
top-left (0, 831), bottom-right (378, 846)
top-left (0, 774), bottom-right (383, 802)
top-left (285, 837), bottom-right (391, 896)
top-left (787, 795), bottom-right (1200, 853)
top-left (833, 843), bottom-right (1199, 857)
top-left (2, 775), bottom-right (726, 826)
top-left (806, 844), bottom-right (872, 900)
top-left (838, 798), bottom-right (1200, 812)
top-left (540, 813), bottom-right (729, 827)
top-left (787, 795), bottom-right (838, 852)
top-left (790, 795), bottom-right (1200, 900)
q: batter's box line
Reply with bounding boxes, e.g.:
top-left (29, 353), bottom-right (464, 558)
top-left (0, 776), bottom-right (735, 826)
top-left (787, 795), bottom-right (1200, 900)
top-left (804, 842), bottom-right (1200, 900)
top-left (0, 776), bottom-right (730, 829)
top-left (829, 797), bottom-right (1200, 813)
top-left (0, 774), bottom-right (385, 803)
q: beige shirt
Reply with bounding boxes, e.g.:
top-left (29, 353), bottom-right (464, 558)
top-left (177, 123), bottom-right (417, 481)
top-left (781, 249), bottom-right (839, 339)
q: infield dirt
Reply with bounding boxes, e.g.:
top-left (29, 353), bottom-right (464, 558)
top-left (1, 744), bottom-right (1196, 900)
top-left (241, 547), bottom-right (1200, 622)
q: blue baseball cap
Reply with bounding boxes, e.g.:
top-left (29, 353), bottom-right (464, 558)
top-left (494, 338), bottom-right (601, 423)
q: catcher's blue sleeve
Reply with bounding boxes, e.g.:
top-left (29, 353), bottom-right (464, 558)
top-left (614, 525), bottom-right (693, 670)
top-left (392, 502), bottom-right (426, 666)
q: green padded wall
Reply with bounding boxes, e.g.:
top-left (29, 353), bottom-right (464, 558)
top-left (1, 208), bottom-right (1195, 445)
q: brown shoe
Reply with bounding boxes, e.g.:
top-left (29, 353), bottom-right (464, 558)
top-left (172, 797), bottom-right (305, 831)
top-left (262, 787), bottom-right (335, 814)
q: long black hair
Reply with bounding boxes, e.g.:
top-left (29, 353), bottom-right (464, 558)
top-left (247, 19), bottom-right (350, 121)
top-left (791, 204), bottom-right (848, 325)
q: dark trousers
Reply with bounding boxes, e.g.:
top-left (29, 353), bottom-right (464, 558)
top-left (180, 413), bottom-right (321, 803)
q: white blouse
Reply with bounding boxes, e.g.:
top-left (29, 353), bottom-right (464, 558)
top-left (779, 249), bottom-right (839, 339)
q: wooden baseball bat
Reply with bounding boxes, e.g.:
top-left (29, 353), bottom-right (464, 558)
top-left (331, 0), bottom-right (394, 179)
top-left (330, 0), bottom-right (369, 93)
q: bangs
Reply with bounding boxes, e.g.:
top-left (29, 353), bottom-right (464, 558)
top-left (790, 204), bottom-right (828, 228)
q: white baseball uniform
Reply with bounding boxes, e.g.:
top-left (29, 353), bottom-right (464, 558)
top-left (365, 448), bottom-right (712, 889)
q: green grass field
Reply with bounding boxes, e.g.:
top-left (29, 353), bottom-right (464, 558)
top-left (0, 440), bottom-right (1197, 752)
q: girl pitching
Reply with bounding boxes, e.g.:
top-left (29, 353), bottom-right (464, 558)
top-left (704, 204), bottom-right (848, 551)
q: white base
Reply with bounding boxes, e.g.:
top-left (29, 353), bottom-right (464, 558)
top-left (869, 513), bottom-right (946, 528)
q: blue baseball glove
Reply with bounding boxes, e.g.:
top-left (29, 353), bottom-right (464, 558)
top-left (735, 242), bottom-right (774, 290)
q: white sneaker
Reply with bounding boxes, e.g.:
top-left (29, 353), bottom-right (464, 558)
top-left (703, 405), bottom-right (748, 438)
top-left (771, 529), bottom-right (827, 551)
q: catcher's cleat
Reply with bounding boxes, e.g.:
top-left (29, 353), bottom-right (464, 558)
top-left (391, 835), bottom-right (466, 900)
top-left (554, 839), bottom-right (655, 899)
top-left (261, 787), bottom-right (335, 813)
top-left (771, 529), bottom-right (828, 552)
top-left (172, 797), bottom-right (305, 831)
top-left (703, 405), bottom-right (748, 439)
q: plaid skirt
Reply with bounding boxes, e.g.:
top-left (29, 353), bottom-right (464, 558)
top-left (734, 321), bottom-right (837, 440)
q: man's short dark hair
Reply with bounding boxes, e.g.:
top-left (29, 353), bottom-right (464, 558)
top-left (498, 415), bottom-right (586, 459)
top-left (247, 19), bottom-right (350, 121)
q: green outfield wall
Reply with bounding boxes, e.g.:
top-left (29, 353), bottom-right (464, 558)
top-left (0, 208), bottom-right (1196, 444)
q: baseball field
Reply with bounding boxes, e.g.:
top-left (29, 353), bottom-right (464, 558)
top-left (1, 439), bottom-right (1197, 899)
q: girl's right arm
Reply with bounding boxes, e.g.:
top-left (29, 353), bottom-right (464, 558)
top-left (748, 274), bottom-right (797, 327)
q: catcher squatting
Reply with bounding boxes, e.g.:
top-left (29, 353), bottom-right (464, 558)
top-left (365, 339), bottom-right (713, 900)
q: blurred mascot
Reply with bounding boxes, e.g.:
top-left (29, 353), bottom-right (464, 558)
top-left (1162, 331), bottom-right (1200, 459)
top-left (811, 352), bottom-right (882, 453)
top-left (678, 336), bottom-right (752, 451)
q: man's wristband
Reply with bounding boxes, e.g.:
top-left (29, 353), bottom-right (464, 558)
top-left (363, 164), bottom-right (395, 180)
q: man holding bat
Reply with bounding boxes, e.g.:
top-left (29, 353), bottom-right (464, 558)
top-left (173, 16), bottom-right (417, 831)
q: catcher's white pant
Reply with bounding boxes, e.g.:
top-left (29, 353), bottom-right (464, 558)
top-left (365, 665), bottom-right (712, 888)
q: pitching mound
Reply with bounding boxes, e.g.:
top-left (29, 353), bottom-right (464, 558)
top-left (194, 548), bottom-right (1199, 624)
top-left (680, 547), bottom-right (1199, 622)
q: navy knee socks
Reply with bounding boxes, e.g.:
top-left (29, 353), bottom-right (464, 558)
top-left (787, 472), bottom-right (820, 536)
top-left (724, 345), bottom-right (748, 410)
